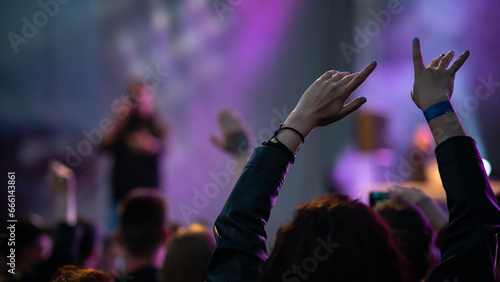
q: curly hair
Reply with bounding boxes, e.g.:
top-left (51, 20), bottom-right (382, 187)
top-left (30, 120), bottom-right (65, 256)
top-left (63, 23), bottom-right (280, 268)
top-left (50, 265), bottom-right (112, 282)
top-left (374, 198), bottom-right (434, 281)
top-left (259, 194), bottom-right (409, 282)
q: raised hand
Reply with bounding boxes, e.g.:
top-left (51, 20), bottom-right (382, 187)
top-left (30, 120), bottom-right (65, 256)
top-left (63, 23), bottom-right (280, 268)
top-left (276, 61), bottom-right (376, 154)
top-left (210, 108), bottom-right (251, 156)
top-left (286, 61), bottom-right (377, 137)
top-left (46, 160), bottom-right (76, 194)
top-left (411, 38), bottom-right (469, 111)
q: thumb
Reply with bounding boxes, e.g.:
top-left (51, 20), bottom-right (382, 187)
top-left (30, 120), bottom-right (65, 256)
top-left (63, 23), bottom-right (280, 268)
top-left (338, 97), bottom-right (367, 118)
top-left (209, 134), bottom-right (227, 150)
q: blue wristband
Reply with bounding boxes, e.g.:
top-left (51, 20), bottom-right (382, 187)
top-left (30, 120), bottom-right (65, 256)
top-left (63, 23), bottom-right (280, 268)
top-left (423, 101), bottom-right (454, 123)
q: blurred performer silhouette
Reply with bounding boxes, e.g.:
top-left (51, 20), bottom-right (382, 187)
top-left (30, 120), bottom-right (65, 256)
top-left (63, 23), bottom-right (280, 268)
top-left (101, 82), bottom-right (167, 229)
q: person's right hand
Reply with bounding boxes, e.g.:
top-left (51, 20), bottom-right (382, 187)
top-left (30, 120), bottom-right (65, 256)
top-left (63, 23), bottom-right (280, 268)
top-left (411, 38), bottom-right (469, 111)
top-left (285, 61), bottom-right (377, 138)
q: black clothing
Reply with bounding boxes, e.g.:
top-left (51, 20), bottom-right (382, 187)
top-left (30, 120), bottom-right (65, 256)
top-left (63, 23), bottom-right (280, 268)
top-left (108, 112), bottom-right (164, 201)
top-left (426, 137), bottom-right (500, 281)
top-left (12, 223), bottom-right (81, 282)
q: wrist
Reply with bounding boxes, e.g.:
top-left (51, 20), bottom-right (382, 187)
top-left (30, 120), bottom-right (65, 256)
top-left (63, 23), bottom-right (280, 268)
top-left (270, 112), bottom-right (313, 155)
top-left (419, 95), bottom-right (450, 112)
top-left (427, 112), bottom-right (466, 145)
top-left (423, 100), bottom-right (455, 123)
top-left (283, 111), bottom-right (316, 139)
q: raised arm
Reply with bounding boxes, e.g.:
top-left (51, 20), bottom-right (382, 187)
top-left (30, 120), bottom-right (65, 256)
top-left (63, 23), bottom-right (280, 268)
top-left (411, 38), bottom-right (468, 145)
top-left (208, 62), bottom-right (377, 282)
top-left (46, 160), bottom-right (77, 226)
top-left (22, 161), bottom-right (82, 282)
top-left (410, 38), bottom-right (499, 281)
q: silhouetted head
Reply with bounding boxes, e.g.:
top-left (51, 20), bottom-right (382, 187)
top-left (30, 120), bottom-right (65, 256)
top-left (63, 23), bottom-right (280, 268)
top-left (260, 194), bottom-right (408, 282)
top-left (74, 218), bottom-right (101, 269)
top-left (374, 198), bottom-right (434, 281)
top-left (2, 215), bottom-right (52, 270)
top-left (160, 223), bottom-right (216, 282)
top-left (118, 188), bottom-right (168, 257)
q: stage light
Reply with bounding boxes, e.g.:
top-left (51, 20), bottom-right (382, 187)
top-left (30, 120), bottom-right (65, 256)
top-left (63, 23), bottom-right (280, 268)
top-left (482, 158), bottom-right (492, 176)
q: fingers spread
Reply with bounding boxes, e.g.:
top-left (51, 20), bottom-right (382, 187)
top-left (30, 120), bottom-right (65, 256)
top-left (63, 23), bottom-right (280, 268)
top-left (319, 70), bottom-right (338, 80)
top-left (412, 38), bottom-right (425, 77)
top-left (344, 61), bottom-right (376, 94)
top-left (448, 50), bottom-right (470, 74)
top-left (438, 51), bottom-right (455, 69)
top-left (428, 55), bottom-right (444, 68)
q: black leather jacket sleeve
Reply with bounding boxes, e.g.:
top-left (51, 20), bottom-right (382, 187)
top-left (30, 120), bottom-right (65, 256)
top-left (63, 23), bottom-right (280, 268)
top-left (208, 145), bottom-right (292, 282)
top-left (427, 136), bottom-right (500, 281)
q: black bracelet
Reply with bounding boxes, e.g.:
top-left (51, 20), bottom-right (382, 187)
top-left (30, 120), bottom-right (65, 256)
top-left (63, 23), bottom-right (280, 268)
top-left (262, 123), bottom-right (304, 164)
top-left (275, 123), bottom-right (305, 143)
